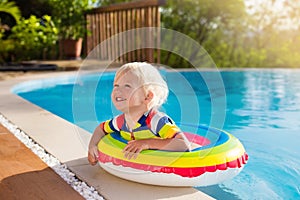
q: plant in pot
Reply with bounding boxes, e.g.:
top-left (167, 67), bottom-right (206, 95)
top-left (49, 0), bottom-right (95, 59)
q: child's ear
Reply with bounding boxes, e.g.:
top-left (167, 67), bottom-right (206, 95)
top-left (145, 91), bottom-right (154, 101)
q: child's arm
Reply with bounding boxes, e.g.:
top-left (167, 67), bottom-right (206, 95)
top-left (123, 133), bottom-right (191, 159)
top-left (88, 124), bottom-right (106, 165)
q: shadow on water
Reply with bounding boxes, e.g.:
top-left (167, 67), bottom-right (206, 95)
top-left (196, 185), bottom-right (241, 200)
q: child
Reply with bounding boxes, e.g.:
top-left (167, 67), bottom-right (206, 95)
top-left (88, 62), bottom-right (190, 165)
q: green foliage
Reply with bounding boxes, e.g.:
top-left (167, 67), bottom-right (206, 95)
top-left (0, 38), bottom-right (14, 63)
top-left (161, 0), bottom-right (300, 68)
top-left (245, 1), bottom-right (300, 68)
top-left (95, 0), bottom-right (132, 6)
top-left (8, 15), bottom-right (58, 61)
top-left (0, 0), bottom-right (21, 23)
top-left (49, 0), bottom-right (96, 40)
top-left (0, 0), bottom-right (21, 39)
top-left (2, 0), bottom-right (300, 67)
top-left (262, 32), bottom-right (300, 68)
top-left (161, 0), bottom-right (248, 68)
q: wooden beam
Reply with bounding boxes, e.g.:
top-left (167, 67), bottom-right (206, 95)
top-left (88, 0), bottom-right (166, 13)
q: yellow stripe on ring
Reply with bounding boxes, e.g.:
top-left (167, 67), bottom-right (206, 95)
top-left (98, 133), bottom-right (246, 168)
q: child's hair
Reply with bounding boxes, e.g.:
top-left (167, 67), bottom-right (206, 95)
top-left (115, 62), bottom-right (168, 109)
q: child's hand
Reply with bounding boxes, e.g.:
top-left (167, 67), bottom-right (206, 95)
top-left (88, 146), bottom-right (99, 166)
top-left (123, 140), bottom-right (149, 160)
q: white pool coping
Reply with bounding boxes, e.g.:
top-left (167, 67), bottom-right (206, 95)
top-left (0, 71), bottom-right (214, 200)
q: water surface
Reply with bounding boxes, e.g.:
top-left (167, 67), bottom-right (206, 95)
top-left (14, 69), bottom-right (300, 199)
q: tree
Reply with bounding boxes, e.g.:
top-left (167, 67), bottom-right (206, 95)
top-left (94, 0), bottom-right (132, 7)
top-left (161, 0), bottom-right (248, 68)
top-left (245, 0), bottom-right (300, 68)
top-left (48, 0), bottom-right (96, 40)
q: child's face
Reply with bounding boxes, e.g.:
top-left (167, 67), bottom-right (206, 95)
top-left (111, 71), bottom-right (147, 113)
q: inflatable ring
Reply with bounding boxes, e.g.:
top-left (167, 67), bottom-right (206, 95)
top-left (97, 124), bottom-right (248, 187)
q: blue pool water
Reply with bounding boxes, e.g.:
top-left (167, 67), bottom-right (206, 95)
top-left (13, 69), bottom-right (300, 200)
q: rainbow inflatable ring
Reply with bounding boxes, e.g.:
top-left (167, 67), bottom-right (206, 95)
top-left (97, 124), bottom-right (248, 187)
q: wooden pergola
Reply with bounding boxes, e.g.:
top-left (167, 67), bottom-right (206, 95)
top-left (85, 0), bottom-right (165, 63)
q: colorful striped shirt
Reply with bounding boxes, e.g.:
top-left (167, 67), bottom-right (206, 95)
top-left (100, 109), bottom-right (181, 140)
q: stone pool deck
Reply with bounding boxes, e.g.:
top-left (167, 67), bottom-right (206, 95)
top-left (0, 68), bottom-right (214, 200)
top-left (0, 124), bottom-right (85, 200)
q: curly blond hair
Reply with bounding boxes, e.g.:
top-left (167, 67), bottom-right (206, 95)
top-left (115, 62), bottom-right (168, 109)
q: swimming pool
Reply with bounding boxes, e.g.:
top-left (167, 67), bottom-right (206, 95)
top-left (13, 69), bottom-right (300, 200)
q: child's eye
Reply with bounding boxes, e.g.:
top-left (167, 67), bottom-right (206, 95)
top-left (125, 84), bottom-right (131, 88)
top-left (114, 84), bottom-right (119, 88)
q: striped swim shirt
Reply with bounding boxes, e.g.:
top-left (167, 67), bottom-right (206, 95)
top-left (100, 109), bottom-right (181, 140)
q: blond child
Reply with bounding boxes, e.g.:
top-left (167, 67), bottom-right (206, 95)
top-left (88, 62), bottom-right (190, 165)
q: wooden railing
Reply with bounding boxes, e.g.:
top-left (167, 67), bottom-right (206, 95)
top-left (85, 0), bottom-right (165, 63)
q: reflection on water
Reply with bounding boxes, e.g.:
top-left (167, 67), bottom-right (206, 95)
top-left (224, 70), bottom-right (300, 129)
top-left (196, 70), bottom-right (300, 200)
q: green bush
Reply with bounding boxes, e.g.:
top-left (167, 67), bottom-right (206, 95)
top-left (49, 0), bottom-right (95, 40)
top-left (0, 38), bottom-right (15, 63)
top-left (8, 15), bottom-right (58, 61)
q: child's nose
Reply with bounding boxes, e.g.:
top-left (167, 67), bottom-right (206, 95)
top-left (114, 87), bottom-right (123, 94)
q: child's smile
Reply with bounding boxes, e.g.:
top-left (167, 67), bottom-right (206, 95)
top-left (115, 97), bottom-right (127, 102)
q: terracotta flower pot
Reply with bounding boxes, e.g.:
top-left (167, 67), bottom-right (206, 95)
top-left (62, 38), bottom-right (83, 60)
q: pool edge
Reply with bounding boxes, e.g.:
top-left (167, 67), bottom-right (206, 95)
top-left (0, 71), bottom-right (215, 200)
